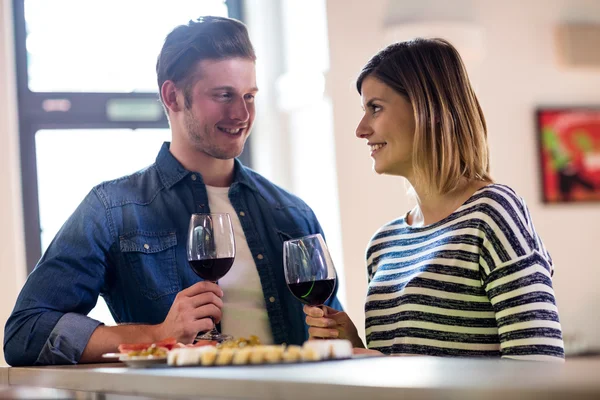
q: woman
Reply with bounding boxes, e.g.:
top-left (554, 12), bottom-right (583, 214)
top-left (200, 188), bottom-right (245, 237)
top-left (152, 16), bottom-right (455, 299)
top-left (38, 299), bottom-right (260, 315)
top-left (305, 38), bottom-right (564, 361)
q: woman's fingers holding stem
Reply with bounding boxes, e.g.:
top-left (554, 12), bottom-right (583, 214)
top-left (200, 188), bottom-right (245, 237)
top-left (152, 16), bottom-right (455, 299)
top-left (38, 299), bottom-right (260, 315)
top-left (303, 305), bottom-right (325, 317)
top-left (308, 327), bottom-right (340, 339)
top-left (305, 315), bottom-right (336, 328)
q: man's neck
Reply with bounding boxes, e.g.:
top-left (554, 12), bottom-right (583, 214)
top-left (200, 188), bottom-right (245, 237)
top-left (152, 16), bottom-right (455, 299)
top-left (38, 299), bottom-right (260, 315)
top-left (169, 140), bottom-right (235, 187)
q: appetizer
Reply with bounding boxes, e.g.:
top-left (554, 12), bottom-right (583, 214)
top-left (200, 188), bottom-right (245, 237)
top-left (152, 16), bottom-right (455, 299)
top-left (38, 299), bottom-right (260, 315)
top-left (166, 339), bottom-right (353, 367)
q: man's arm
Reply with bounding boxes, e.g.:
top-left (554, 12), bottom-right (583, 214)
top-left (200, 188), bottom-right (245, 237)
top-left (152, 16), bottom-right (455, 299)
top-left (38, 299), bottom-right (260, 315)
top-left (4, 187), bottom-right (227, 366)
top-left (6, 267), bottom-right (224, 365)
top-left (80, 282), bottom-right (224, 363)
top-left (4, 190), bottom-right (112, 366)
top-left (79, 325), bottom-right (162, 363)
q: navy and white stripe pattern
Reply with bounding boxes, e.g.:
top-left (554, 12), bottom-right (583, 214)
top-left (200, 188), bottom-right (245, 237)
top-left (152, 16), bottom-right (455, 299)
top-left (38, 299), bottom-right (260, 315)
top-left (365, 184), bottom-right (564, 361)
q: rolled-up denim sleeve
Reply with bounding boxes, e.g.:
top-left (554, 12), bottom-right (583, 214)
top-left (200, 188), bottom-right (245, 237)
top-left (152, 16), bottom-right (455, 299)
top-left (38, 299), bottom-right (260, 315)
top-left (4, 189), bottom-right (113, 366)
top-left (35, 313), bottom-right (103, 365)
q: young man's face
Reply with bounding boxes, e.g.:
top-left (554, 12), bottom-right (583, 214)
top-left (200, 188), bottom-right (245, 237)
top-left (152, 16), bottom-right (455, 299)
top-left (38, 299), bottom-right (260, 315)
top-left (179, 57), bottom-right (258, 160)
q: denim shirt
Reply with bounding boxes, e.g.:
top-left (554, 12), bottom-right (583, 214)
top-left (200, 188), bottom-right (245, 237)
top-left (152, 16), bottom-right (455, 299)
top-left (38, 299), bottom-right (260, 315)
top-left (4, 142), bottom-right (341, 366)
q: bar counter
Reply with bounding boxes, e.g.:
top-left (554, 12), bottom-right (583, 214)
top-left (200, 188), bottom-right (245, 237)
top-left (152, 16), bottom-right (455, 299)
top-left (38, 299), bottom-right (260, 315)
top-left (3, 356), bottom-right (600, 399)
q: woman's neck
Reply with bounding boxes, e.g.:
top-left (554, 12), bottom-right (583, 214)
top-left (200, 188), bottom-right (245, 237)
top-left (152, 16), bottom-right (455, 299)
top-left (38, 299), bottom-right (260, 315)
top-left (407, 179), bottom-right (490, 227)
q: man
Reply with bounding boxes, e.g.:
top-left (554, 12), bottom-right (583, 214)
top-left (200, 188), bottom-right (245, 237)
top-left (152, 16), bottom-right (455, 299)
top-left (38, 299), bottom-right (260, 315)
top-left (4, 16), bottom-right (341, 366)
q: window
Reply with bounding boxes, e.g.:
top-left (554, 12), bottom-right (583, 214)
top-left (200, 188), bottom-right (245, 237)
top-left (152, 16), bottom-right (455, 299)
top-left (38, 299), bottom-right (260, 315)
top-left (35, 129), bottom-right (172, 250)
top-left (24, 0), bottom-right (229, 92)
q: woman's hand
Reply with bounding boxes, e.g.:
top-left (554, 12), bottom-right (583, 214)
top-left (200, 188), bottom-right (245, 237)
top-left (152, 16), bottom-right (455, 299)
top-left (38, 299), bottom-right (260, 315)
top-left (352, 347), bottom-right (384, 356)
top-left (303, 305), bottom-right (364, 348)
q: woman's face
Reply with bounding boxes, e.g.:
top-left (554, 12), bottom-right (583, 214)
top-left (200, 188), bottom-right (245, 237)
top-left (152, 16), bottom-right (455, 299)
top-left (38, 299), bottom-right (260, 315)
top-left (355, 76), bottom-right (416, 178)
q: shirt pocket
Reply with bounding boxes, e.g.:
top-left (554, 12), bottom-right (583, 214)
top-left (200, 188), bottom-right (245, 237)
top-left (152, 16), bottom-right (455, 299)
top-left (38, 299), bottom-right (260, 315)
top-left (119, 231), bottom-right (180, 300)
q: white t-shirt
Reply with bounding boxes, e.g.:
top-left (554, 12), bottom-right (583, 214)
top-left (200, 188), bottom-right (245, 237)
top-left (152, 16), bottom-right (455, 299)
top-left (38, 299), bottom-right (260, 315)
top-left (205, 185), bottom-right (274, 344)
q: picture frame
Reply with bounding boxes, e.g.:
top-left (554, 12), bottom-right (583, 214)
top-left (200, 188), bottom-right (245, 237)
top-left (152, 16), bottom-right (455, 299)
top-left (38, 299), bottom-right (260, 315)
top-left (536, 107), bottom-right (600, 203)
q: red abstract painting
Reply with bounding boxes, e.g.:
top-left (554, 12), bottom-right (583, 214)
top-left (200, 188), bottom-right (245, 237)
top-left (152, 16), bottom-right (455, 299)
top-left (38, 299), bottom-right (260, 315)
top-left (537, 108), bottom-right (600, 203)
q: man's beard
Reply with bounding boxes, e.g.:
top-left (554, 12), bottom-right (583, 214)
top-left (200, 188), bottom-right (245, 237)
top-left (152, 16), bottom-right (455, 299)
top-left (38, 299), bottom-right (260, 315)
top-left (183, 109), bottom-right (243, 160)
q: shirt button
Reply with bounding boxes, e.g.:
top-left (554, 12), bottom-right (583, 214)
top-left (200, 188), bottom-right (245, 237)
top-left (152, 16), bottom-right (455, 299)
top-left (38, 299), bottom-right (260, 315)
top-left (239, 211), bottom-right (246, 217)
top-left (269, 296), bottom-right (276, 303)
top-left (257, 254), bottom-right (264, 260)
top-left (143, 244), bottom-right (150, 250)
top-left (191, 175), bottom-right (197, 181)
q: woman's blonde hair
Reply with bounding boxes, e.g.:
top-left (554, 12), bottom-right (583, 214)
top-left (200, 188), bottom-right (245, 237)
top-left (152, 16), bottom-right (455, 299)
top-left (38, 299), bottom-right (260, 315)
top-left (356, 38), bottom-right (492, 194)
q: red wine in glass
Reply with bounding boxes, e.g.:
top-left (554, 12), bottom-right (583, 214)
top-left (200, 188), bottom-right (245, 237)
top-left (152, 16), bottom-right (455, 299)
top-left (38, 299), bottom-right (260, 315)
top-left (283, 234), bottom-right (337, 307)
top-left (189, 258), bottom-right (234, 282)
top-left (287, 278), bottom-right (336, 306)
top-left (187, 213), bottom-right (236, 343)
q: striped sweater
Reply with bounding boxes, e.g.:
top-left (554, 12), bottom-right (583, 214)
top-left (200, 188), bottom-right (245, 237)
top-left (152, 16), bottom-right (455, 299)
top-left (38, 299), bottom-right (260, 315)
top-left (365, 184), bottom-right (564, 361)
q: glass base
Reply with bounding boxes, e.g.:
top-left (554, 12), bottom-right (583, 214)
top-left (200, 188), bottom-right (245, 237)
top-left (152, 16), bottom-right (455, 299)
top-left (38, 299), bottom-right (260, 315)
top-left (195, 331), bottom-right (233, 343)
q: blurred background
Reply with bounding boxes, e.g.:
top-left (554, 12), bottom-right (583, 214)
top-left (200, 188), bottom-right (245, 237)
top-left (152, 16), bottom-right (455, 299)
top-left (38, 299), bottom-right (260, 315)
top-left (1, 0), bottom-right (599, 365)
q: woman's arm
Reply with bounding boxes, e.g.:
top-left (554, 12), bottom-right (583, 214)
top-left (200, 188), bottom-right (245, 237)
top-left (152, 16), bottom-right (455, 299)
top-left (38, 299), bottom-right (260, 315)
top-left (479, 187), bottom-right (564, 361)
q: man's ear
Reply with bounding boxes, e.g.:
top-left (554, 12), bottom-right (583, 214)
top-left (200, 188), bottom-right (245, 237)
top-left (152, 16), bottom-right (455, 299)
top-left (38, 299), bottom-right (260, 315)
top-left (161, 80), bottom-right (182, 113)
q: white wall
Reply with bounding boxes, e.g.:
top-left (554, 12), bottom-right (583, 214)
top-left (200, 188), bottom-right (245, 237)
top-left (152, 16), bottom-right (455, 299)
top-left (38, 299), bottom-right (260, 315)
top-left (325, 0), bottom-right (600, 348)
top-left (0, 0), bottom-right (27, 366)
top-left (325, 0), bottom-right (411, 341)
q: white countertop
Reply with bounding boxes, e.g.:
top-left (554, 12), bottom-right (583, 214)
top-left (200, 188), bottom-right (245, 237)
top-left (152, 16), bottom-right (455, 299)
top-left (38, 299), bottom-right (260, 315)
top-left (6, 356), bottom-right (600, 400)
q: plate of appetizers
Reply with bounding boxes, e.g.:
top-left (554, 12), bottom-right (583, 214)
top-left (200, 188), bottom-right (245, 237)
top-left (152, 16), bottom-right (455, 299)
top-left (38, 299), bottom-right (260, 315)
top-left (102, 344), bottom-right (169, 368)
top-left (104, 336), bottom-right (355, 368)
top-left (167, 338), bottom-right (353, 367)
top-left (102, 337), bottom-right (216, 368)
top-left (104, 353), bottom-right (168, 368)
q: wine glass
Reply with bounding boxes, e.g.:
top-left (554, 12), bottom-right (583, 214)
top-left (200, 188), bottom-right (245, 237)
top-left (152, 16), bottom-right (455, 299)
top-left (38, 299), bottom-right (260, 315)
top-left (187, 213), bottom-right (235, 342)
top-left (283, 234), bottom-right (337, 308)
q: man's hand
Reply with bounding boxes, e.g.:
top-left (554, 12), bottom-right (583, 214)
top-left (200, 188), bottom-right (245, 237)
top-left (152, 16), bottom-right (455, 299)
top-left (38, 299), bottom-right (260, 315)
top-left (303, 305), bottom-right (364, 348)
top-left (155, 281), bottom-right (224, 344)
